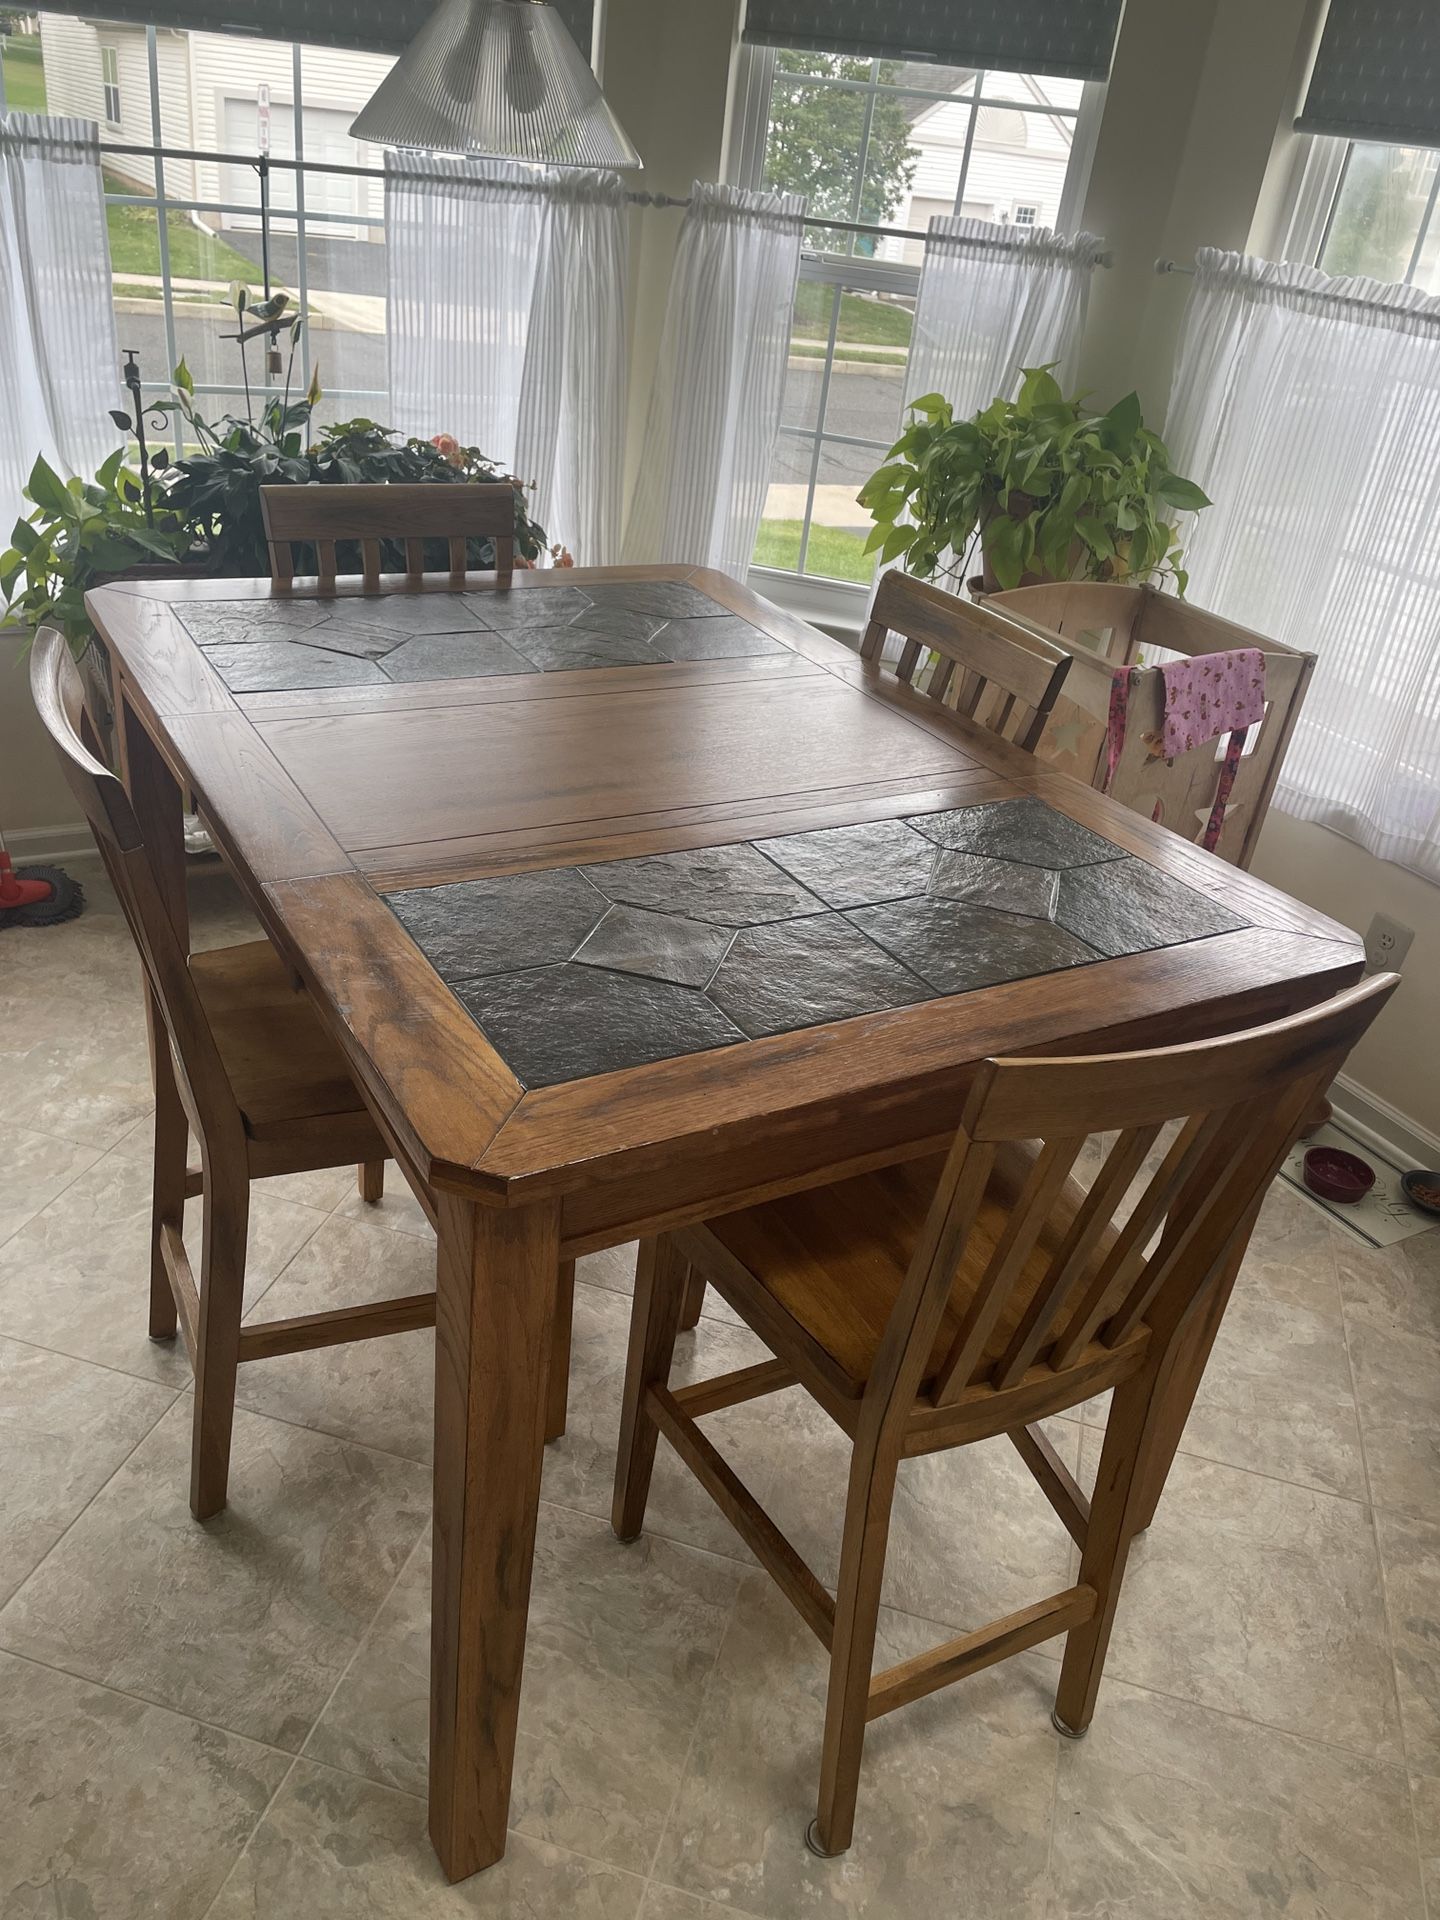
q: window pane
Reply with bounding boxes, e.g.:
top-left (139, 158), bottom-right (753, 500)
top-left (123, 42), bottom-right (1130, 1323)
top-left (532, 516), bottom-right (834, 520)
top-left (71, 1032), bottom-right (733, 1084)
top-left (763, 74), bottom-right (868, 224)
top-left (962, 106), bottom-right (1073, 227)
top-left (1322, 143), bottom-right (1438, 284)
top-left (804, 440), bottom-right (880, 583)
top-left (784, 282), bottom-right (833, 432)
top-left (818, 289), bottom-right (912, 444)
top-left (302, 216), bottom-right (388, 405)
top-left (27, 16), bottom-right (158, 190)
top-left (753, 440), bottom-right (808, 574)
top-left (155, 31), bottom-right (301, 209)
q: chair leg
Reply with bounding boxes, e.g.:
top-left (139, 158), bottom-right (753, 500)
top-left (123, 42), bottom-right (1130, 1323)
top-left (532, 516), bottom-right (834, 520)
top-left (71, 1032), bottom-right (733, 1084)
top-left (679, 1264), bottom-right (706, 1330)
top-left (1053, 1367), bottom-right (1165, 1736)
top-left (545, 1260), bottom-right (575, 1443)
top-left (189, 1162), bottom-right (250, 1522)
top-left (611, 1236), bottom-right (689, 1542)
top-left (813, 1434), bottom-right (900, 1856)
top-left (149, 1030), bottom-right (186, 1342)
top-left (358, 1160), bottom-right (384, 1204)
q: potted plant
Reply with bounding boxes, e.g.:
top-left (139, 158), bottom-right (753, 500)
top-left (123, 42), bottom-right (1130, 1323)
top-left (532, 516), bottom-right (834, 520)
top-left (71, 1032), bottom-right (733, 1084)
top-left (858, 365), bottom-right (1210, 594)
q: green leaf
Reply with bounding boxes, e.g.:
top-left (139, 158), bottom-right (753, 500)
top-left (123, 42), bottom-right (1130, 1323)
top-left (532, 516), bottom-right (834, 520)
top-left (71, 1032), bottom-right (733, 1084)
top-left (879, 524), bottom-right (917, 563)
top-left (1017, 365), bottom-right (1064, 412)
top-left (25, 455), bottom-right (72, 518)
top-left (908, 391), bottom-right (950, 419)
top-left (1153, 473), bottom-right (1211, 512)
top-left (173, 357), bottom-right (194, 396)
top-left (1076, 515), bottom-right (1116, 561)
top-left (982, 513), bottom-right (1034, 591)
top-left (1100, 391), bottom-right (1142, 449)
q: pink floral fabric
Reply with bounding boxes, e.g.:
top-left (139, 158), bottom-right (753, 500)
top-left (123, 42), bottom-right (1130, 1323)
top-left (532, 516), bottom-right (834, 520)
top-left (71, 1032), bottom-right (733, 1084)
top-left (1159, 648), bottom-right (1266, 759)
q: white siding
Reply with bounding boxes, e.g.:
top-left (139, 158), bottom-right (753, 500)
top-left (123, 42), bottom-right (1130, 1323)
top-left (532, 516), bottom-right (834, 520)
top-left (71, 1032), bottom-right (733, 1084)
top-left (36, 18), bottom-right (192, 195)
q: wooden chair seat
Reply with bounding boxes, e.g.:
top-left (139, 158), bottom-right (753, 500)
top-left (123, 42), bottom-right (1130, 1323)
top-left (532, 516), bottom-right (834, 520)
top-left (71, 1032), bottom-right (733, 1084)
top-left (701, 1143), bottom-right (1111, 1396)
top-left (190, 941), bottom-right (374, 1139)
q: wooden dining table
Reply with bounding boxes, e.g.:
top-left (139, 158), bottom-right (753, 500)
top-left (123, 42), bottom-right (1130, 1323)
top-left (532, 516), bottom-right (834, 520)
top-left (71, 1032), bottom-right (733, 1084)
top-left (87, 561), bottom-right (1364, 1882)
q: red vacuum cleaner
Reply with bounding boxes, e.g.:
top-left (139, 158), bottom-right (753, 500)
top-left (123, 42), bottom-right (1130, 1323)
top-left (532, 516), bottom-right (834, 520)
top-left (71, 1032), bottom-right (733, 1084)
top-left (0, 825), bottom-right (84, 928)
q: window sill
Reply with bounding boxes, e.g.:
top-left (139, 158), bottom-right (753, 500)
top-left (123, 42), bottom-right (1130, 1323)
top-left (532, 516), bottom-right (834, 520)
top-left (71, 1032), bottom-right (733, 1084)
top-left (745, 566), bottom-right (870, 644)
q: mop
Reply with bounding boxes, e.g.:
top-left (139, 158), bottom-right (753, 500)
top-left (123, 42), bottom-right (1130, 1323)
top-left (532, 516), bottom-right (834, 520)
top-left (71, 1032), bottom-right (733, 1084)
top-left (0, 823), bottom-right (84, 928)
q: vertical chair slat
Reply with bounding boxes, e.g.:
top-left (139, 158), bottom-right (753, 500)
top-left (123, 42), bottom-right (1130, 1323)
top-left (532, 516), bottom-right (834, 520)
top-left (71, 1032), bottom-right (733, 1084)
top-left (316, 540), bottom-right (338, 592)
top-left (361, 537), bottom-right (381, 592)
top-left (448, 535), bottom-right (468, 582)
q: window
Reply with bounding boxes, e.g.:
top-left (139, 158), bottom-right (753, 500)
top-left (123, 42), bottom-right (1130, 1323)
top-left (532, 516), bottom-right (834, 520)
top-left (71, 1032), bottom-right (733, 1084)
top-left (732, 47), bottom-right (1101, 593)
top-left (100, 44), bottom-right (120, 125)
top-left (0, 14), bottom-right (394, 437)
top-left (1286, 136), bottom-right (1440, 292)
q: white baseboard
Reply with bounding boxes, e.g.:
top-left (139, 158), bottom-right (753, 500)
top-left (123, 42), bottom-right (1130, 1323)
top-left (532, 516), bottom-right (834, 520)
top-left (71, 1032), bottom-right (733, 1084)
top-left (2, 822), bottom-right (94, 864)
top-left (1330, 1073), bottom-right (1440, 1174)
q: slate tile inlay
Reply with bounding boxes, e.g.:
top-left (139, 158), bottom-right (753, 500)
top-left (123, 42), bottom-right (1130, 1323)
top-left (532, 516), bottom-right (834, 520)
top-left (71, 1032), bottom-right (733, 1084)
top-left (907, 795), bottom-right (1130, 869)
top-left (456, 964), bottom-right (745, 1087)
top-left (708, 913), bottom-right (933, 1038)
top-left (386, 868), bottom-right (604, 983)
top-left (573, 905), bottom-right (734, 989)
top-left (929, 849), bottom-right (1061, 919)
top-left (580, 580), bottom-right (731, 620)
top-left (462, 586), bottom-right (593, 629)
top-left (582, 844), bottom-right (821, 927)
top-left (312, 594), bottom-right (492, 637)
top-left (651, 614), bottom-right (790, 660)
top-left (378, 630), bottom-right (536, 682)
top-left (508, 624), bottom-right (671, 673)
top-left (1055, 855), bottom-right (1249, 956)
top-left (383, 802), bottom-right (1255, 1088)
top-left (200, 639), bottom-right (387, 693)
top-left (849, 896), bottom-right (1102, 995)
top-left (753, 818), bottom-right (938, 909)
top-left (179, 601), bottom-right (333, 644)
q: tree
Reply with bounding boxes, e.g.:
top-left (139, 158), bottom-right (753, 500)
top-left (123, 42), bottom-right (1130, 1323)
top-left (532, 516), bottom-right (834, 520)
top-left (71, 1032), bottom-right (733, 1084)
top-left (762, 52), bottom-right (919, 235)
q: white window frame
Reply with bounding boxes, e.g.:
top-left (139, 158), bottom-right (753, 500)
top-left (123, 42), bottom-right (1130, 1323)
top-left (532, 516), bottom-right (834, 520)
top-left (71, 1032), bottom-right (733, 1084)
top-left (1279, 131), bottom-right (1440, 281)
top-left (100, 44), bottom-right (122, 126)
top-left (728, 42), bottom-right (1104, 613)
top-left (1013, 202), bottom-right (1039, 225)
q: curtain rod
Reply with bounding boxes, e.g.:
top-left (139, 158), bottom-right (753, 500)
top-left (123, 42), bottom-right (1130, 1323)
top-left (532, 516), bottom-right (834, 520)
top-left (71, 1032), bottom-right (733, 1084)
top-left (1156, 252), bottom-right (1440, 327)
top-left (96, 141), bottom-right (1112, 262)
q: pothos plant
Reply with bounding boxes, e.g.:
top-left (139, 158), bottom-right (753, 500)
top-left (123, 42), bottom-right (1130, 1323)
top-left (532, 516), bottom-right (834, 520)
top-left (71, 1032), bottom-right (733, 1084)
top-left (2, 286), bottom-right (554, 649)
top-left (857, 365), bottom-right (1210, 594)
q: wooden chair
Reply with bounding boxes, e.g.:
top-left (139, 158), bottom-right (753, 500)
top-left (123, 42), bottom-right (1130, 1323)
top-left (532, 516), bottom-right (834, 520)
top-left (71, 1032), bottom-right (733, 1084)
top-left (259, 480), bottom-right (518, 591)
top-left (33, 628), bottom-right (430, 1519)
top-left (860, 568), bottom-right (1073, 750)
top-left (611, 974), bottom-right (1396, 1856)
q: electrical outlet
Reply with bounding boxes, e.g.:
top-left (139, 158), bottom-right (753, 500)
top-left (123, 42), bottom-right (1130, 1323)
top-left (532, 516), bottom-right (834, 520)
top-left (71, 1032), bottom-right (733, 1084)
top-left (1364, 913), bottom-right (1414, 973)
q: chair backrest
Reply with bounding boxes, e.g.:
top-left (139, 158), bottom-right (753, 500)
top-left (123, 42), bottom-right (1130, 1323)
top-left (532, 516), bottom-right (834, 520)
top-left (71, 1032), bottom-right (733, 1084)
top-left (860, 568), bottom-right (1072, 752)
top-left (29, 627), bottom-right (241, 1152)
top-left (872, 974), bottom-right (1397, 1422)
top-left (259, 481), bottom-right (518, 591)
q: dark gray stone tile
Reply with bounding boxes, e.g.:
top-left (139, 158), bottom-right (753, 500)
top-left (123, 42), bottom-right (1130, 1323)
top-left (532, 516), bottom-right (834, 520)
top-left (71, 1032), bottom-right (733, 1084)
top-left (583, 844), bottom-right (820, 927)
top-left (455, 964), bottom-right (745, 1087)
top-left (1054, 856), bottom-right (1249, 957)
top-left (316, 594), bottom-right (490, 636)
top-left (463, 586), bottom-right (592, 629)
top-left (848, 895), bottom-right (1102, 994)
top-left (652, 615), bottom-right (791, 661)
top-left (567, 605), bottom-right (666, 642)
top-left (385, 868), bottom-right (604, 982)
top-left (202, 640), bottom-right (388, 693)
top-left (378, 630), bottom-right (537, 682)
top-left (707, 913), bottom-right (932, 1038)
top-left (929, 849), bottom-right (1060, 919)
top-left (573, 905), bottom-right (734, 988)
top-left (906, 795), bottom-right (1128, 870)
top-left (179, 601), bottom-right (332, 644)
top-left (753, 818), bottom-right (937, 909)
top-left (291, 620), bottom-right (403, 660)
top-left (509, 625), bottom-right (671, 672)
top-left (581, 581), bottom-right (728, 620)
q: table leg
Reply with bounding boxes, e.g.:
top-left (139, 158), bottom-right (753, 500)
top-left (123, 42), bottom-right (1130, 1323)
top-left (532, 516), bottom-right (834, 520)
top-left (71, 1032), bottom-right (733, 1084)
top-left (429, 1191), bottom-right (560, 1881)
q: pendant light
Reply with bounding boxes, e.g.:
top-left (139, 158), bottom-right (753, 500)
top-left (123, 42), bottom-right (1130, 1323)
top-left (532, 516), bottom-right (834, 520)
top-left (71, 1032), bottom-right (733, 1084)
top-left (349, 0), bottom-right (642, 168)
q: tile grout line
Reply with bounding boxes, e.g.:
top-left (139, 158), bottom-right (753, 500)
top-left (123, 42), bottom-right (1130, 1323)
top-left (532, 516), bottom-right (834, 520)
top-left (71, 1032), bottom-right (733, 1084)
top-left (0, 1128), bottom-right (110, 1254)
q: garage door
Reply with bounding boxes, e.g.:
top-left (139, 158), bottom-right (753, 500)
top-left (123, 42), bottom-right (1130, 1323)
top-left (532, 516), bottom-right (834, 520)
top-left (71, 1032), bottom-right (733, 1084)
top-left (220, 96), bottom-right (360, 235)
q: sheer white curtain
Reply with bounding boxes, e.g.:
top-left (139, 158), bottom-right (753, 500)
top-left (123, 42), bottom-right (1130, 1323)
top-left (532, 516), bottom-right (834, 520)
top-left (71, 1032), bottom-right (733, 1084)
top-left (904, 217), bottom-right (1106, 414)
top-left (1167, 248), bottom-right (1440, 880)
top-left (0, 115), bottom-right (120, 536)
top-left (625, 181), bottom-right (804, 575)
top-left (385, 155), bottom-right (628, 564)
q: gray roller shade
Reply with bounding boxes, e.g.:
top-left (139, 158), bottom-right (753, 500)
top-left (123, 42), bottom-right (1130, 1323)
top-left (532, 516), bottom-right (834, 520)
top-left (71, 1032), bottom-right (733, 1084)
top-left (741, 0), bottom-right (1124, 83)
top-left (1297, 0), bottom-right (1440, 150)
top-left (33, 2), bottom-right (595, 63)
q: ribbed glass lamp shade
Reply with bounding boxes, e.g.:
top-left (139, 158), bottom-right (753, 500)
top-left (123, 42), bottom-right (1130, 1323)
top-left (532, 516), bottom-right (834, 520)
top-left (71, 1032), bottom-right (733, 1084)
top-left (350, 0), bottom-right (642, 167)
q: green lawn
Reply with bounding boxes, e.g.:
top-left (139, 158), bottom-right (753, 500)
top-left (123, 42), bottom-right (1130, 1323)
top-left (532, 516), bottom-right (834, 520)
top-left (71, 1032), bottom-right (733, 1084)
top-left (1, 35), bottom-right (47, 112)
top-left (793, 280), bottom-right (913, 349)
top-left (104, 173), bottom-right (259, 290)
top-left (753, 518), bottom-right (873, 584)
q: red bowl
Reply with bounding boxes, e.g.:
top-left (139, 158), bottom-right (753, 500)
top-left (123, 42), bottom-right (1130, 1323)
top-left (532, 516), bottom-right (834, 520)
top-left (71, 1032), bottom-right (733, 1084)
top-left (1303, 1146), bottom-right (1376, 1204)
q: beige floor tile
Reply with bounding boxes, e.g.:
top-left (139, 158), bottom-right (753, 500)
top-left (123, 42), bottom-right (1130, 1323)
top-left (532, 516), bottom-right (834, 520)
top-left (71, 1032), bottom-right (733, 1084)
top-left (652, 1576), bottom-right (1057, 1919)
top-left (207, 1760), bottom-right (646, 1918)
top-left (1242, 1180), bottom-right (1345, 1317)
top-left (1080, 1437), bottom-right (1403, 1760)
top-left (0, 1337), bottom-right (176, 1607)
top-left (1345, 1313), bottom-right (1440, 1523)
top-left (541, 1280), bottom-right (776, 1564)
top-left (0, 1120), bottom-right (104, 1248)
top-left (1410, 1771), bottom-right (1440, 1915)
top-left (640, 1888), bottom-right (765, 1920)
top-left (0, 991), bottom-right (155, 1148)
top-left (1049, 1677), bottom-right (1424, 1918)
top-left (234, 1214), bottom-right (438, 1461)
top-left (331, 1172), bottom-right (435, 1236)
top-left (0, 1145), bottom-right (328, 1386)
top-left (1377, 1508), bottom-right (1440, 1774)
top-left (763, 1397), bottom-right (1079, 1631)
top-left (309, 1503), bottom-right (743, 1874)
top-left (0, 1400), bottom-right (428, 1751)
top-left (0, 1649), bottom-right (290, 1920)
top-left (1338, 1226), bottom-right (1440, 1343)
top-left (1175, 1281), bottom-right (1368, 1498)
top-left (575, 1240), bottom-right (745, 1328)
